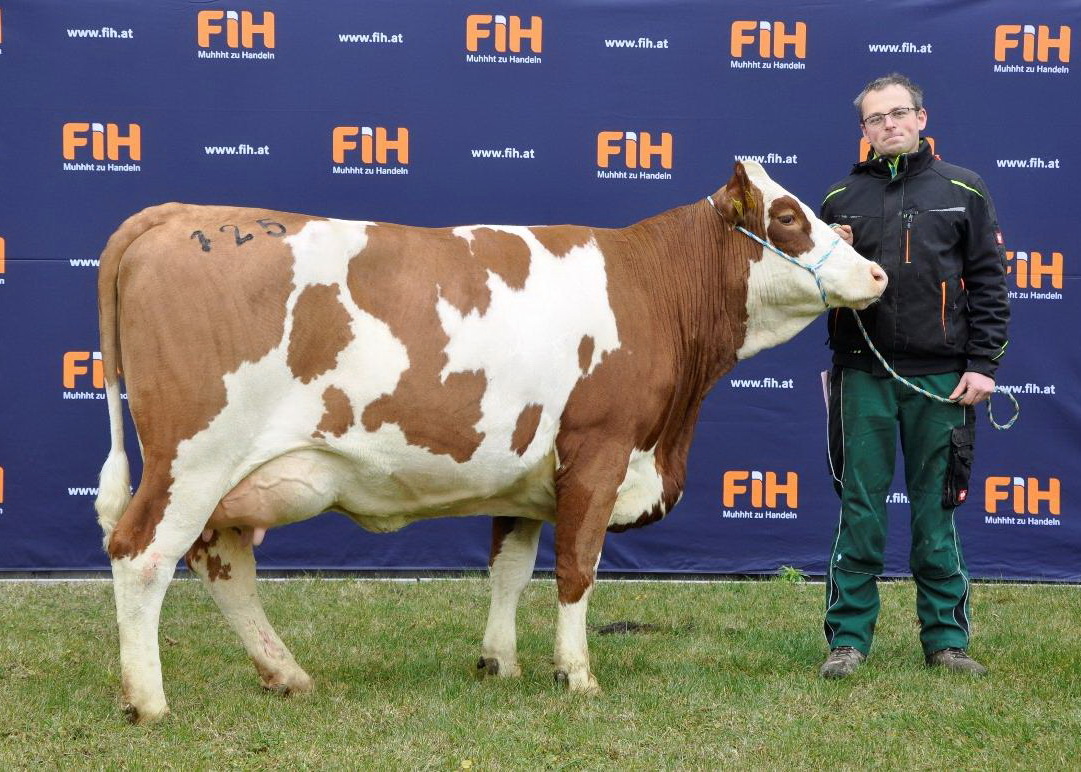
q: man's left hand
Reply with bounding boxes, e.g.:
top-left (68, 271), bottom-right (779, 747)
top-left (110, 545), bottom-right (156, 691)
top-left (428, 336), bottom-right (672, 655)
top-left (949, 371), bottom-right (996, 405)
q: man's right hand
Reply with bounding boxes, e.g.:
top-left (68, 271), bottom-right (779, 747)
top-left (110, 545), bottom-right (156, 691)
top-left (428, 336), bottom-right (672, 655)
top-left (832, 224), bottom-right (854, 245)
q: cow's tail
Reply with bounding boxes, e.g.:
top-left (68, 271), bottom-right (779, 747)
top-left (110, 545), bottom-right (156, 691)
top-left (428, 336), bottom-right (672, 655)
top-left (94, 203), bottom-right (182, 545)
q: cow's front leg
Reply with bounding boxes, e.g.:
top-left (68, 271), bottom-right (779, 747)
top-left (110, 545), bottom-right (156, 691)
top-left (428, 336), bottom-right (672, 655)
top-left (478, 516), bottom-right (543, 678)
top-left (552, 445), bottom-right (625, 694)
top-left (186, 528), bottom-right (314, 696)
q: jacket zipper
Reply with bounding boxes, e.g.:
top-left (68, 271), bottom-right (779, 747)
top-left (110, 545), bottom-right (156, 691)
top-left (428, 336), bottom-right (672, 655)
top-left (903, 211), bottom-right (914, 264)
top-left (940, 281), bottom-right (948, 338)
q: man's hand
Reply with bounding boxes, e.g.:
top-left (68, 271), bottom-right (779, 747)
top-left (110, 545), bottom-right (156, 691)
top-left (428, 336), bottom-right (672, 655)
top-left (832, 224), bottom-right (853, 245)
top-left (949, 371), bottom-right (996, 405)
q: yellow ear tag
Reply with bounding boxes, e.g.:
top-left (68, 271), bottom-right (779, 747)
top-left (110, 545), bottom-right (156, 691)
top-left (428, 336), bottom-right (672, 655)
top-left (732, 198), bottom-right (744, 218)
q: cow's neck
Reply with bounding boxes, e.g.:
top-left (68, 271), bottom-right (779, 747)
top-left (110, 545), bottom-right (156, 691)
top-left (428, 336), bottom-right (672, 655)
top-left (618, 201), bottom-right (756, 389)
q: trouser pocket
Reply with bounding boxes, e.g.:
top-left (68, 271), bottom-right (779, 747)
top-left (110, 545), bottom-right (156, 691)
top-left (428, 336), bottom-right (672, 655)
top-left (942, 422), bottom-right (975, 508)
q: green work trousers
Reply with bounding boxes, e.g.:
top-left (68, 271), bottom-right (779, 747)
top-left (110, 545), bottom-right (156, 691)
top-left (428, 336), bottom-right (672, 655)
top-left (824, 366), bottom-right (976, 656)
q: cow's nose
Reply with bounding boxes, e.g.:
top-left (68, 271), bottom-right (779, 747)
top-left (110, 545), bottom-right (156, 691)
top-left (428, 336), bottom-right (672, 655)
top-left (870, 263), bottom-right (888, 289)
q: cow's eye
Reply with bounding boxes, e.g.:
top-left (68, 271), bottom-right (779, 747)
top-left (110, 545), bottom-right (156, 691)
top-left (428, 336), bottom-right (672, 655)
top-left (777, 214), bottom-right (796, 226)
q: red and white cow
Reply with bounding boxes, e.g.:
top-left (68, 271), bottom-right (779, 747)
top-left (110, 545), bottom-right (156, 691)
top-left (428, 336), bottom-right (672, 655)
top-left (95, 161), bottom-right (885, 722)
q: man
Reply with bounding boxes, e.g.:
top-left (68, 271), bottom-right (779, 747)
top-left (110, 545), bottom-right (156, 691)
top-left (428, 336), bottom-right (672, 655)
top-left (818, 73), bottom-right (1010, 678)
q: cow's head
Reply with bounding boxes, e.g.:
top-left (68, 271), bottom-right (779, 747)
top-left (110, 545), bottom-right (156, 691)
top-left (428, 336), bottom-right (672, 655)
top-left (710, 161), bottom-right (887, 358)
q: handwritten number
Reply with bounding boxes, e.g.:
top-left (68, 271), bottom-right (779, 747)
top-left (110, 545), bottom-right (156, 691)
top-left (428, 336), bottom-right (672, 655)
top-left (257, 218), bottom-right (287, 237)
top-left (192, 221), bottom-right (285, 254)
top-left (190, 230), bottom-right (211, 252)
top-left (220, 224), bottom-right (254, 246)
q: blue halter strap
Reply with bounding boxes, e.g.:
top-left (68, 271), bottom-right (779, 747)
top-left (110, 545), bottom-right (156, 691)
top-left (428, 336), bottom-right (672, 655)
top-left (705, 194), bottom-right (837, 307)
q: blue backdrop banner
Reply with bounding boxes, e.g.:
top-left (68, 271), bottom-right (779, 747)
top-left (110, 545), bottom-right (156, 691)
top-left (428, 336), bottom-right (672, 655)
top-left (0, 1), bottom-right (1077, 579)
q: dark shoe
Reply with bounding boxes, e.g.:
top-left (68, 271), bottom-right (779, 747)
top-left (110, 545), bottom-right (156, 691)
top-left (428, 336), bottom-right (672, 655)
top-left (819, 646), bottom-right (865, 679)
top-left (925, 647), bottom-right (988, 675)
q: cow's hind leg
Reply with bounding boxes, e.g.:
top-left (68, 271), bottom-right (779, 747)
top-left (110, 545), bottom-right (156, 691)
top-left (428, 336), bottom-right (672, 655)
top-left (186, 528), bottom-right (314, 696)
top-left (478, 516), bottom-right (543, 678)
top-left (106, 463), bottom-right (218, 723)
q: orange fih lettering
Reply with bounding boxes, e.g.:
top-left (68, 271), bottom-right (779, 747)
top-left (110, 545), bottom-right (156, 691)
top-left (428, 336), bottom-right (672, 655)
top-left (197, 10), bottom-right (275, 48)
top-left (994, 24), bottom-right (1071, 63)
top-left (722, 470), bottom-right (799, 509)
top-left (596, 131), bottom-right (673, 169)
top-left (332, 126), bottom-right (410, 165)
top-left (1006, 251), bottom-right (1065, 290)
top-left (730, 20), bottom-right (807, 59)
top-left (63, 351), bottom-right (106, 390)
top-left (0, 465), bottom-right (4, 505)
top-left (984, 476), bottom-right (1062, 515)
top-left (62, 123), bottom-right (142, 162)
top-left (466, 14), bottom-right (542, 53)
top-left (0, 235), bottom-right (5, 274)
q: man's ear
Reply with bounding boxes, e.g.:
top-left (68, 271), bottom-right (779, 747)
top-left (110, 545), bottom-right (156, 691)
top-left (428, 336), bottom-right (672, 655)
top-left (713, 161), bottom-right (753, 228)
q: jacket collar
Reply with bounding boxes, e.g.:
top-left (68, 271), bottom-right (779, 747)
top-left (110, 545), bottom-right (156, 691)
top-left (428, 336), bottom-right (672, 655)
top-left (853, 138), bottom-right (934, 179)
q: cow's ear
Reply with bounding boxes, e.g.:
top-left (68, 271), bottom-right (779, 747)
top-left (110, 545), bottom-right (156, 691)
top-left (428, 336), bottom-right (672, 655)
top-left (714, 162), bottom-right (753, 227)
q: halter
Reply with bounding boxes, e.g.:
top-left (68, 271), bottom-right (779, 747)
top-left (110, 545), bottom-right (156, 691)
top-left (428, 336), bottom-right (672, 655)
top-left (705, 194), bottom-right (837, 307)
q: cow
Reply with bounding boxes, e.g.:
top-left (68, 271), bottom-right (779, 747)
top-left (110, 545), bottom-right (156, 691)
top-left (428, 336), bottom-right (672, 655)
top-left (94, 161), bottom-right (886, 723)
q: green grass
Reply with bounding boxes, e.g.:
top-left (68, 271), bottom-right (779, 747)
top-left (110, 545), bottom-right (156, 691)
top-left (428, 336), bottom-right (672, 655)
top-left (1, 577), bottom-right (1080, 769)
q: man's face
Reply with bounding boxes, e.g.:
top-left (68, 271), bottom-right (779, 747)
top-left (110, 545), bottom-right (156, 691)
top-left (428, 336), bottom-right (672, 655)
top-left (859, 84), bottom-right (927, 158)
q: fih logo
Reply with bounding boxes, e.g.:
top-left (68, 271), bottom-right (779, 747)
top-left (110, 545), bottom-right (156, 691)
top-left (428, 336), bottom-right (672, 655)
top-left (62, 123), bottom-right (141, 162)
top-left (332, 127), bottom-right (410, 165)
top-left (197, 10), bottom-right (275, 49)
top-left (0, 465), bottom-right (4, 506)
top-left (722, 470), bottom-right (799, 509)
top-left (0, 235), bottom-right (5, 275)
top-left (1006, 250), bottom-right (1065, 290)
top-left (596, 131), bottom-right (673, 169)
top-left (63, 351), bottom-right (105, 390)
top-left (730, 21), bottom-right (807, 59)
top-left (985, 476), bottom-right (1061, 515)
top-left (994, 24), bottom-right (1071, 62)
top-left (466, 15), bottom-right (542, 53)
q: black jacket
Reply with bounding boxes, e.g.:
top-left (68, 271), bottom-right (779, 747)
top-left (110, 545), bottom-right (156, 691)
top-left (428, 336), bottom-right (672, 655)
top-left (821, 140), bottom-right (1010, 378)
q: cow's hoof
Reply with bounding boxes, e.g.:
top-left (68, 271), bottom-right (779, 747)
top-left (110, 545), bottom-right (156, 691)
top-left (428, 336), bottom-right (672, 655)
top-left (553, 669), bottom-right (601, 695)
top-left (122, 701), bottom-right (170, 725)
top-left (260, 677), bottom-right (315, 697)
top-left (257, 663), bottom-right (314, 696)
top-left (476, 656), bottom-right (520, 679)
top-left (260, 671), bottom-right (314, 696)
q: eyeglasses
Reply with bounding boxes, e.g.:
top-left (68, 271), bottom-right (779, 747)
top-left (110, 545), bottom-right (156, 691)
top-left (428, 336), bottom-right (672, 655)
top-left (861, 106), bottom-right (919, 127)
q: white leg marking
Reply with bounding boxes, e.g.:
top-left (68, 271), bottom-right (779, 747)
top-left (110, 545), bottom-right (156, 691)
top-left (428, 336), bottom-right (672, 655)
top-left (111, 551), bottom-right (175, 723)
top-left (480, 519), bottom-right (543, 677)
top-left (554, 583), bottom-right (600, 694)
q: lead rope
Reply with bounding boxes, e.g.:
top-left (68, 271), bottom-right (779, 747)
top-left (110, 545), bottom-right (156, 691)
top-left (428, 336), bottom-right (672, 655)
top-left (851, 310), bottom-right (1019, 430)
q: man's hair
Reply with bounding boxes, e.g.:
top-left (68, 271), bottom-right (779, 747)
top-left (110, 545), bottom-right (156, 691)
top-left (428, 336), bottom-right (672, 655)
top-left (853, 73), bottom-right (924, 117)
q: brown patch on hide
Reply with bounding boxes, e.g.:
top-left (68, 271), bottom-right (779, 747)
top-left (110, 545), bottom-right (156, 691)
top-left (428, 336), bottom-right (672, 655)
top-left (766, 196), bottom-right (814, 257)
top-left (468, 228), bottom-right (531, 290)
top-left (577, 335), bottom-right (595, 374)
top-left (548, 187), bottom-right (764, 604)
top-left (313, 385), bottom-right (354, 439)
top-left (350, 223), bottom-right (491, 462)
top-left (183, 529), bottom-right (231, 582)
top-left (288, 283), bottom-right (354, 384)
top-left (510, 403), bottom-right (543, 456)
top-left (105, 204), bottom-right (316, 558)
top-left (530, 226), bottom-right (593, 258)
top-left (489, 516), bottom-right (517, 568)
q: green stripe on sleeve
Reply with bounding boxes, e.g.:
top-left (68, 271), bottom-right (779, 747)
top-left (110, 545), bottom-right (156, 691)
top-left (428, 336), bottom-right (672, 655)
top-left (950, 179), bottom-right (984, 198)
top-left (822, 186), bottom-right (847, 205)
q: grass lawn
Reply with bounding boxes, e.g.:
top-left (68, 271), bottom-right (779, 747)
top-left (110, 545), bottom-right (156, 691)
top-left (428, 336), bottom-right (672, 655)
top-left (1, 576), bottom-right (1079, 769)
